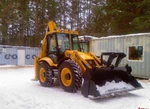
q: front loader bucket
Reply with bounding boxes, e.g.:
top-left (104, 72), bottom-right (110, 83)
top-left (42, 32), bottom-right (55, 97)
top-left (81, 67), bottom-right (143, 98)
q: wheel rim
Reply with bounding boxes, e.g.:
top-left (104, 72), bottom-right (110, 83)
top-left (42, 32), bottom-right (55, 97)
top-left (39, 68), bottom-right (46, 83)
top-left (61, 68), bottom-right (72, 86)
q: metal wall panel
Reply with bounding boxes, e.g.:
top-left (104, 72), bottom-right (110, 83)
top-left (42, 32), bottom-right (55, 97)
top-left (90, 33), bottom-right (150, 78)
top-left (0, 46), bottom-right (17, 65)
top-left (0, 46), bottom-right (5, 65)
top-left (0, 45), bottom-right (40, 65)
top-left (25, 48), bottom-right (40, 65)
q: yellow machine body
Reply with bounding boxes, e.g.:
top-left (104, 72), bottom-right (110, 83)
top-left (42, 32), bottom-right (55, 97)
top-left (33, 21), bottom-right (142, 98)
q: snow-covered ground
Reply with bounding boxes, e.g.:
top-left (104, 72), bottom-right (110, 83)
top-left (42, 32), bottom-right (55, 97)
top-left (0, 67), bottom-right (150, 109)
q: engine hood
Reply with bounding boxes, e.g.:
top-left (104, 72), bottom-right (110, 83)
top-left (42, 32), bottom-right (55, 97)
top-left (77, 51), bottom-right (94, 60)
top-left (65, 50), bottom-right (94, 60)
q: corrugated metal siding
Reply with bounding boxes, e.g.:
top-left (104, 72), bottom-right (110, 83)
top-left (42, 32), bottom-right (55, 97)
top-left (0, 46), bottom-right (5, 65)
top-left (144, 35), bottom-right (150, 77)
top-left (0, 45), bottom-right (40, 65)
top-left (90, 33), bottom-right (150, 78)
top-left (0, 46), bottom-right (17, 65)
top-left (25, 48), bottom-right (40, 65)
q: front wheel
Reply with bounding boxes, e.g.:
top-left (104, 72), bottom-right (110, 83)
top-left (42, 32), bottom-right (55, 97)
top-left (58, 60), bottom-right (82, 92)
top-left (38, 62), bottom-right (54, 87)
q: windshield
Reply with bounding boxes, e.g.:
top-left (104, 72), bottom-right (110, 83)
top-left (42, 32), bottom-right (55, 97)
top-left (57, 33), bottom-right (81, 52)
top-left (57, 33), bottom-right (70, 52)
top-left (72, 34), bottom-right (81, 51)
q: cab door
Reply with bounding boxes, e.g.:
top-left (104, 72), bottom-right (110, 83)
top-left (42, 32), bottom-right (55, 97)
top-left (47, 34), bottom-right (58, 64)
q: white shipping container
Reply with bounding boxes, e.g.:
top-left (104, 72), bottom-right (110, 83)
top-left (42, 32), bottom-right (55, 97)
top-left (0, 45), bottom-right (40, 66)
top-left (90, 33), bottom-right (150, 78)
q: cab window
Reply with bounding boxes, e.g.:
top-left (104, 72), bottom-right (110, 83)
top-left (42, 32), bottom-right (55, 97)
top-left (72, 35), bottom-right (80, 51)
top-left (49, 34), bottom-right (57, 52)
top-left (57, 34), bottom-right (70, 52)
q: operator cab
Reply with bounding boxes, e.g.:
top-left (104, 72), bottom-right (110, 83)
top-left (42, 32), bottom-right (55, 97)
top-left (47, 33), bottom-right (81, 63)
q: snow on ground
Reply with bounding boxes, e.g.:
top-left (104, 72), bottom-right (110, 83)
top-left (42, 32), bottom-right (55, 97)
top-left (0, 67), bottom-right (150, 109)
top-left (0, 65), bottom-right (16, 68)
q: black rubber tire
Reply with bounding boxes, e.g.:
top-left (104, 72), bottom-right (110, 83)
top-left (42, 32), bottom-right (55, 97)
top-left (58, 60), bottom-right (82, 92)
top-left (38, 62), bottom-right (54, 87)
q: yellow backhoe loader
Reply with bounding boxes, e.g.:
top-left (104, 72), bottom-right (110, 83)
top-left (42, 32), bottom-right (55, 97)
top-left (33, 21), bottom-right (142, 98)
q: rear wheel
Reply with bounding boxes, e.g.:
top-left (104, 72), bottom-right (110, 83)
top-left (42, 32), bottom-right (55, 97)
top-left (38, 62), bottom-right (54, 87)
top-left (58, 60), bottom-right (82, 92)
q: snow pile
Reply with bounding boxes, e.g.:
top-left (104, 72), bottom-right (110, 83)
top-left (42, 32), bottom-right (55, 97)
top-left (0, 65), bottom-right (16, 68)
top-left (96, 81), bottom-right (135, 96)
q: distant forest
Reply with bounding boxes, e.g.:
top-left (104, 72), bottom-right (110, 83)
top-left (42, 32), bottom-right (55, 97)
top-left (0, 0), bottom-right (150, 47)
